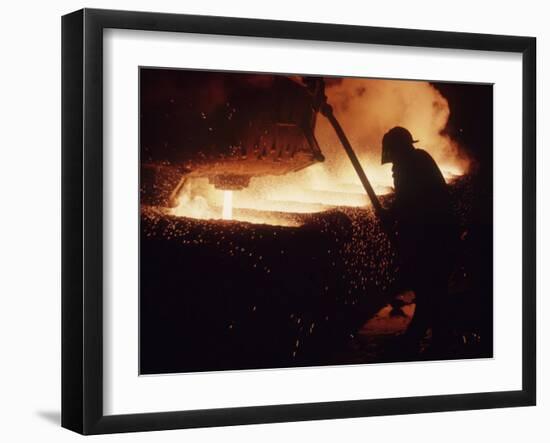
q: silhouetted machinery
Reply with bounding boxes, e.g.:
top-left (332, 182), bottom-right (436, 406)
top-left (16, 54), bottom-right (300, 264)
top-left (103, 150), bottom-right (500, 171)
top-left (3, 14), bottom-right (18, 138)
top-left (140, 74), bottom-right (383, 215)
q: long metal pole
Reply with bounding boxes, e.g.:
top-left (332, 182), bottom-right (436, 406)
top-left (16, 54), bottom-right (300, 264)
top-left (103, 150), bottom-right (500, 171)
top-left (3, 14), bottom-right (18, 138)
top-left (320, 103), bottom-right (383, 216)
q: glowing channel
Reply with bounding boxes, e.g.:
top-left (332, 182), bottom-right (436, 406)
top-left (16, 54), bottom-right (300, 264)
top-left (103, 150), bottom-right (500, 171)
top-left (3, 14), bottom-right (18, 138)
top-left (222, 190), bottom-right (233, 220)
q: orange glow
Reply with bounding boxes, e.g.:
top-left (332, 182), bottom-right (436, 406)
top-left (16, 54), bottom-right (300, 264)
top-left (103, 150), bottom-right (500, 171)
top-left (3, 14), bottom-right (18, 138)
top-left (169, 163), bottom-right (461, 227)
top-left (222, 190), bottom-right (233, 220)
top-left (169, 78), bottom-right (467, 227)
top-left (314, 78), bottom-right (470, 182)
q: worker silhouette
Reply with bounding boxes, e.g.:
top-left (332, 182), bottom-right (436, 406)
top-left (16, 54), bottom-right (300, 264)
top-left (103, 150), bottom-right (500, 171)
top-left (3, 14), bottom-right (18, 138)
top-left (380, 126), bottom-right (459, 355)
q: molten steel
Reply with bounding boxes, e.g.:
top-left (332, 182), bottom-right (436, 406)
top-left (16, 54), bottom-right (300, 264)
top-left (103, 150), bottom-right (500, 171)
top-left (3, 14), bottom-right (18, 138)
top-left (222, 190), bottom-right (233, 220)
top-left (166, 77), bottom-right (468, 227)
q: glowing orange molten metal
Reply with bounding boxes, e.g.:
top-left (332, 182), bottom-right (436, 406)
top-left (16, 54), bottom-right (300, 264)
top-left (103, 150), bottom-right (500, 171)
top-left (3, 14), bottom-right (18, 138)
top-left (169, 78), bottom-right (468, 227)
top-left (222, 190), bottom-right (233, 220)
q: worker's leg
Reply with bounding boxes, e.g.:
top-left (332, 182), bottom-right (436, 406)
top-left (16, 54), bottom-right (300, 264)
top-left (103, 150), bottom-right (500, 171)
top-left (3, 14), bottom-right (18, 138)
top-left (429, 275), bottom-right (453, 354)
top-left (403, 284), bottom-right (431, 343)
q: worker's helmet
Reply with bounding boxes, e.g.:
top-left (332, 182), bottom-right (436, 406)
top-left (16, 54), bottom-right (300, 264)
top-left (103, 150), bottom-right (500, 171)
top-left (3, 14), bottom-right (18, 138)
top-left (381, 126), bottom-right (418, 164)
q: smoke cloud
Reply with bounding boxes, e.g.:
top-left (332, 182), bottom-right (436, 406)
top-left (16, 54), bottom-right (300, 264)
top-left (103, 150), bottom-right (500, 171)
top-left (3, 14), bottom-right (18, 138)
top-left (313, 77), bottom-right (468, 188)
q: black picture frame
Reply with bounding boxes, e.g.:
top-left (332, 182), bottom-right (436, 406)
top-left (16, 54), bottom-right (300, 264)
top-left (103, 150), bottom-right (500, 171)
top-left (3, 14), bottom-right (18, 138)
top-left (62, 8), bottom-right (536, 435)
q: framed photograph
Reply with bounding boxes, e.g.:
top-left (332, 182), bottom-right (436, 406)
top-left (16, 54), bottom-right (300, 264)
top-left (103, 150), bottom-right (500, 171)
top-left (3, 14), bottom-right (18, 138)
top-left (62, 8), bottom-right (536, 434)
